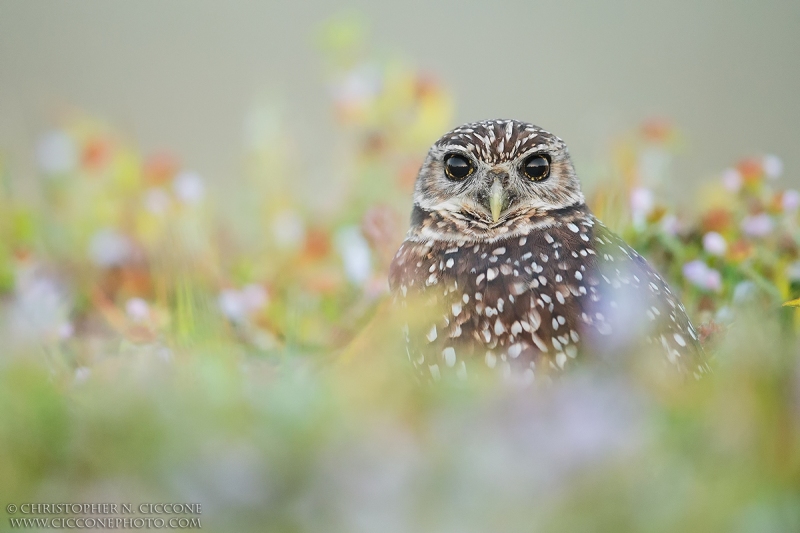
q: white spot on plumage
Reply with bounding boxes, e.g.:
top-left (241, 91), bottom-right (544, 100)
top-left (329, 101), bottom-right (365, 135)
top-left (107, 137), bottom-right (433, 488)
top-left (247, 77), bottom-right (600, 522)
top-left (426, 324), bottom-right (438, 342)
top-left (673, 333), bottom-right (687, 347)
top-left (443, 347), bottom-right (456, 367)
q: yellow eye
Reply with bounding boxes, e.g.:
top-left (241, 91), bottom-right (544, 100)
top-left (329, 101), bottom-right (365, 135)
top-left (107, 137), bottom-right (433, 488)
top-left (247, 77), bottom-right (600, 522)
top-left (523, 154), bottom-right (550, 181)
top-left (444, 154), bottom-right (474, 181)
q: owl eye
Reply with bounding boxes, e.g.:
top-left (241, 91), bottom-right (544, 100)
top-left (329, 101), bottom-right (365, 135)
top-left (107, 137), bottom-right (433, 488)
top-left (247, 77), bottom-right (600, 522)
top-left (444, 154), bottom-right (474, 181)
top-left (522, 154), bottom-right (550, 181)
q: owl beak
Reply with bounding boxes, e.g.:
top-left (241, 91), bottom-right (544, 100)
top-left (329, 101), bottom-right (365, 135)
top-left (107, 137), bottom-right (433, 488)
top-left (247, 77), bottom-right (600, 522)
top-left (489, 179), bottom-right (505, 223)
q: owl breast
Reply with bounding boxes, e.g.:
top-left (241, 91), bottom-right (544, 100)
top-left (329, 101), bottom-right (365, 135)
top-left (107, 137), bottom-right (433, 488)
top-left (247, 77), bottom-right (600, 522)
top-left (389, 206), bottom-right (707, 383)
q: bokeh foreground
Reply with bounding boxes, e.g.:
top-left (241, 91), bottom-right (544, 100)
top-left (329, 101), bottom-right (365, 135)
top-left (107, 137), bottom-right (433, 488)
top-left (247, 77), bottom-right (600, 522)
top-left (1, 19), bottom-right (799, 532)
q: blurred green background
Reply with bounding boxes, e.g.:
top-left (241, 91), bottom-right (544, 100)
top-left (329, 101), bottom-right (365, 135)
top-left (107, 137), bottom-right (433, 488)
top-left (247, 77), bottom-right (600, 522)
top-left (2, 1), bottom-right (800, 198)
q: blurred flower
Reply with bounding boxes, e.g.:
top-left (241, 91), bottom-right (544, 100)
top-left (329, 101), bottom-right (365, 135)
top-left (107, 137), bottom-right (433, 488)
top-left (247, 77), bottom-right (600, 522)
top-left (81, 138), bottom-right (111, 170)
top-left (722, 168), bottom-right (742, 192)
top-left (763, 154), bottom-right (783, 179)
top-left (782, 190), bottom-right (800, 212)
top-left (660, 214), bottom-right (681, 236)
top-left (331, 64), bottom-right (382, 111)
top-left (125, 297), bottom-right (150, 322)
top-left (143, 187), bottom-right (171, 215)
top-left (218, 284), bottom-right (268, 323)
top-left (335, 226), bottom-right (372, 285)
top-left (630, 187), bottom-right (654, 226)
top-left (173, 171), bottom-right (205, 205)
top-left (58, 322), bottom-right (75, 339)
top-left (715, 306), bottom-right (735, 324)
top-left (240, 284), bottom-right (269, 312)
top-left (272, 210), bottom-right (305, 247)
top-left (740, 213), bottom-right (773, 238)
top-left (733, 281), bottom-right (758, 304)
top-left (88, 228), bottom-right (132, 268)
top-left (682, 260), bottom-right (722, 292)
top-left (218, 289), bottom-right (246, 323)
top-left (35, 130), bottom-right (77, 175)
top-left (9, 267), bottom-right (72, 344)
top-left (738, 158), bottom-right (764, 184)
top-left (702, 231), bottom-right (727, 256)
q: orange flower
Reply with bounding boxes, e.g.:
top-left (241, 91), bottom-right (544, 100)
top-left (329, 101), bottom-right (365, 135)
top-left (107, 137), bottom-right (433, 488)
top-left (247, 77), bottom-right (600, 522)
top-left (641, 118), bottom-right (673, 144)
top-left (701, 208), bottom-right (733, 233)
top-left (144, 152), bottom-right (178, 186)
top-left (82, 138), bottom-right (111, 171)
top-left (737, 157), bottom-right (763, 185)
top-left (728, 239), bottom-right (754, 262)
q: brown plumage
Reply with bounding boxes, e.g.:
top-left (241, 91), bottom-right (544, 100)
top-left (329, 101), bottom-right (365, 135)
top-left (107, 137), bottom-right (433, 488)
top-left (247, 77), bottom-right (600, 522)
top-left (389, 119), bottom-right (709, 383)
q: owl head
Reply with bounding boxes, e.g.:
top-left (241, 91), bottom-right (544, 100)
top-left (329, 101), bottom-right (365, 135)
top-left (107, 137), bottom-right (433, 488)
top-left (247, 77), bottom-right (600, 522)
top-left (412, 120), bottom-right (585, 235)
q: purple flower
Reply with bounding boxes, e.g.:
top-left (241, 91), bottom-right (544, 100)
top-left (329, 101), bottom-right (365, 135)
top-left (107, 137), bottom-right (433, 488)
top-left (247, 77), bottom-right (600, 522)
top-left (783, 190), bottom-right (800, 212)
top-left (702, 231), bottom-right (727, 256)
top-left (740, 213), bottom-right (773, 238)
top-left (682, 260), bottom-right (722, 292)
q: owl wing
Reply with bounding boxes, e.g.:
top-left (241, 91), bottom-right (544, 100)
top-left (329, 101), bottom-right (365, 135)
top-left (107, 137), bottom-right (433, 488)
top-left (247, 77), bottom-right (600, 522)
top-left (584, 219), bottom-right (710, 378)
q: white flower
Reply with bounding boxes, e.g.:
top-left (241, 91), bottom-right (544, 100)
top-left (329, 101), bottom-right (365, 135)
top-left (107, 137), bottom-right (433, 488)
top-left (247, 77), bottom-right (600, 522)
top-left (702, 232), bottom-right (727, 256)
top-left (740, 213), bottom-right (773, 237)
top-left (722, 168), bottom-right (742, 192)
top-left (35, 130), bottom-right (77, 175)
top-left (335, 226), bottom-right (372, 285)
top-left (782, 190), bottom-right (800, 212)
top-left (331, 64), bottom-right (382, 108)
top-left (218, 289), bottom-right (246, 323)
top-left (125, 297), bottom-right (150, 322)
top-left (682, 260), bottom-right (722, 292)
top-left (143, 187), bottom-right (171, 214)
top-left (763, 154), bottom-right (783, 179)
top-left (272, 210), bottom-right (305, 247)
top-left (173, 171), bottom-right (205, 205)
top-left (88, 228), bottom-right (132, 267)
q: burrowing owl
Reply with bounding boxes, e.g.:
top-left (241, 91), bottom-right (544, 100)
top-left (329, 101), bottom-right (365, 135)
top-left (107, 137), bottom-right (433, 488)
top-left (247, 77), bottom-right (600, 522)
top-left (389, 119), bottom-right (709, 383)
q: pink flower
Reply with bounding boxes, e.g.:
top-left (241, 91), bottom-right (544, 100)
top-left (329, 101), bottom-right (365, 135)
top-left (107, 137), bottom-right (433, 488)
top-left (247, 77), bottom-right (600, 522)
top-left (630, 187), bottom-right (654, 217)
top-left (125, 297), bottom-right (150, 322)
top-left (702, 232), bottom-right (727, 256)
top-left (682, 260), bottom-right (722, 292)
top-left (763, 154), bottom-right (783, 179)
top-left (783, 190), bottom-right (800, 212)
top-left (740, 213), bottom-right (773, 237)
top-left (722, 168), bottom-right (742, 192)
